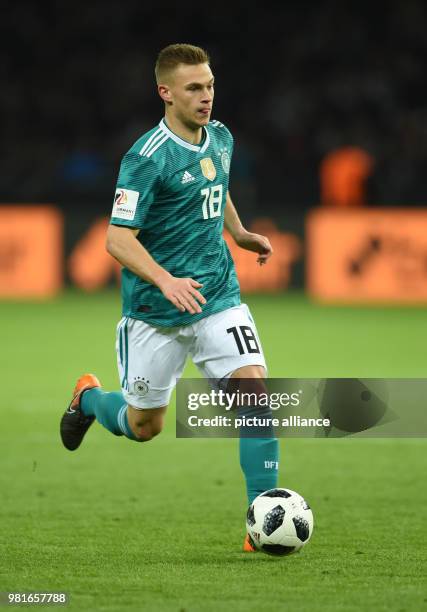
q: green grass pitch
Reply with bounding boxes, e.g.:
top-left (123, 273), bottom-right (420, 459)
top-left (1, 291), bottom-right (426, 611)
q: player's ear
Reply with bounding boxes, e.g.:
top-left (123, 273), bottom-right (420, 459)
top-left (158, 84), bottom-right (173, 105)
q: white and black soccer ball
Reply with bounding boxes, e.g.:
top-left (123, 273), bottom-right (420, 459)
top-left (246, 488), bottom-right (314, 556)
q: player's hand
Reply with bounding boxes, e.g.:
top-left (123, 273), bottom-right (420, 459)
top-left (234, 230), bottom-right (273, 265)
top-left (158, 276), bottom-right (207, 314)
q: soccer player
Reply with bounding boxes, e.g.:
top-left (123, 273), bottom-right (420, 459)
top-left (60, 44), bottom-right (278, 551)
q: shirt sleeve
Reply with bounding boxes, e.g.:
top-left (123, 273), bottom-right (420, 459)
top-left (225, 125), bottom-right (234, 157)
top-left (110, 151), bottom-right (160, 228)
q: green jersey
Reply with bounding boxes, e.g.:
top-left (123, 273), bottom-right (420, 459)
top-left (110, 118), bottom-right (240, 327)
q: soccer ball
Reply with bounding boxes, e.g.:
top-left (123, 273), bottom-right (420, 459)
top-left (246, 488), bottom-right (314, 556)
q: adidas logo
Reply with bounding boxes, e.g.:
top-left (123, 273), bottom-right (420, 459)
top-left (181, 171), bottom-right (195, 184)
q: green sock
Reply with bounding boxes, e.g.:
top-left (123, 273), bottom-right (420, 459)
top-left (81, 388), bottom-right (138, 441)
top-left (240, 438), bottom-right (279, 505)
top-left (238, 405), bottom-right (279, 504)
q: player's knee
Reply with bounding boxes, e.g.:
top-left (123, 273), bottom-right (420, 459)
top-left (147, 417), bottom-right (164, 438)
top-left (132, 428), bottom-right (153, 442)
top-left (231, 365), bottom-right (266, 379)
top-left (227, 375), bottom-right (267, 400)
top-left (227, 375), bottom-right (269, 415)
top-left (132, 416), bottom-right (164, 442)
top-left (127, 405), bottom-right (166, 442)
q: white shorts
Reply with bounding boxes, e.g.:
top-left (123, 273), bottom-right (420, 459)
top-left (116, 303), bottom-right (267, 409)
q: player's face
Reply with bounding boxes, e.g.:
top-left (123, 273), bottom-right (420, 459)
top-left (163, 63), bottom-right (214, 129)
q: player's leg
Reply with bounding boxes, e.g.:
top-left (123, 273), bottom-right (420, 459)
top-left (60, 317), bottom-right (189, 450)
top-left (61, 379), bottom-right (166, 449)
top-left (191, 304), bottom-right (278, 551)
top-left (229, 365), bottom-right (279, 506)
top-left (78, 387), bottom-right (166, 442)
top-left (192, 303), bottom-right (278, 502)
top-left (228, 365), bottom-right (279, 553)
top-left (60, 373), bottom-right (150, 449)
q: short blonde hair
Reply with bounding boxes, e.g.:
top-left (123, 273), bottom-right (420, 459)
top-left (155, 43), bottom-right (210, 83)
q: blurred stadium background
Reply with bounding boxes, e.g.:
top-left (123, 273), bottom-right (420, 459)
top-left (1, 2), bottom-right (427, 611)
top-left (3, 1), bottom-right (427, 300)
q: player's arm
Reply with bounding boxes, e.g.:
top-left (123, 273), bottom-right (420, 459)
top-left (224, 191), bottom-right (273, 265)
top-left (108, 151), bottom-right (206, 315)
top-left (106, 226), bottom-right (206, 315)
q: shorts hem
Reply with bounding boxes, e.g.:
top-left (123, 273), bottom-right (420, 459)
top-left (122, 392), bottom-right (171, 410)
top-left (210, 354), bottom-right (268, 381)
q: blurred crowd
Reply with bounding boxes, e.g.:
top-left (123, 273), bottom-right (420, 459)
top-left (2, 0), bottom-right (427, 213)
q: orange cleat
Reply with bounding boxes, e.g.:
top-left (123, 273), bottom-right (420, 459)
top-left (60, 373), bottom-right (101, 451)
top-left (243, 534), bottom-right (257, 552)
top-left (71, 373), bottom-right (101, 399)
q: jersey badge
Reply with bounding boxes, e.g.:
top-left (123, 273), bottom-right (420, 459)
top-left (131, 377), bottom-right (149, 396)
top-left (112, 188), bottom-right (139, 220)
top-left (218, 147), bottom-right (231, 174)
top-left (200, 157), bottom-right (216, 181)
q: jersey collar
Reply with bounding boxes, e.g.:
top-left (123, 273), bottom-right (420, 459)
top-left (159, 118), bottom-right (210, 153)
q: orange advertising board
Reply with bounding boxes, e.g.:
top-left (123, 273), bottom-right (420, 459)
top-left (224, 219), bottom-right (301, 293)
top-left (68, 217), bottom-right (121, 290)
top-left (0, 206), bottom-right (62, 298)
top-left (67, 217), bottom-right (301, 293)
top-left (307, 208), bottom-right (427, 303)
